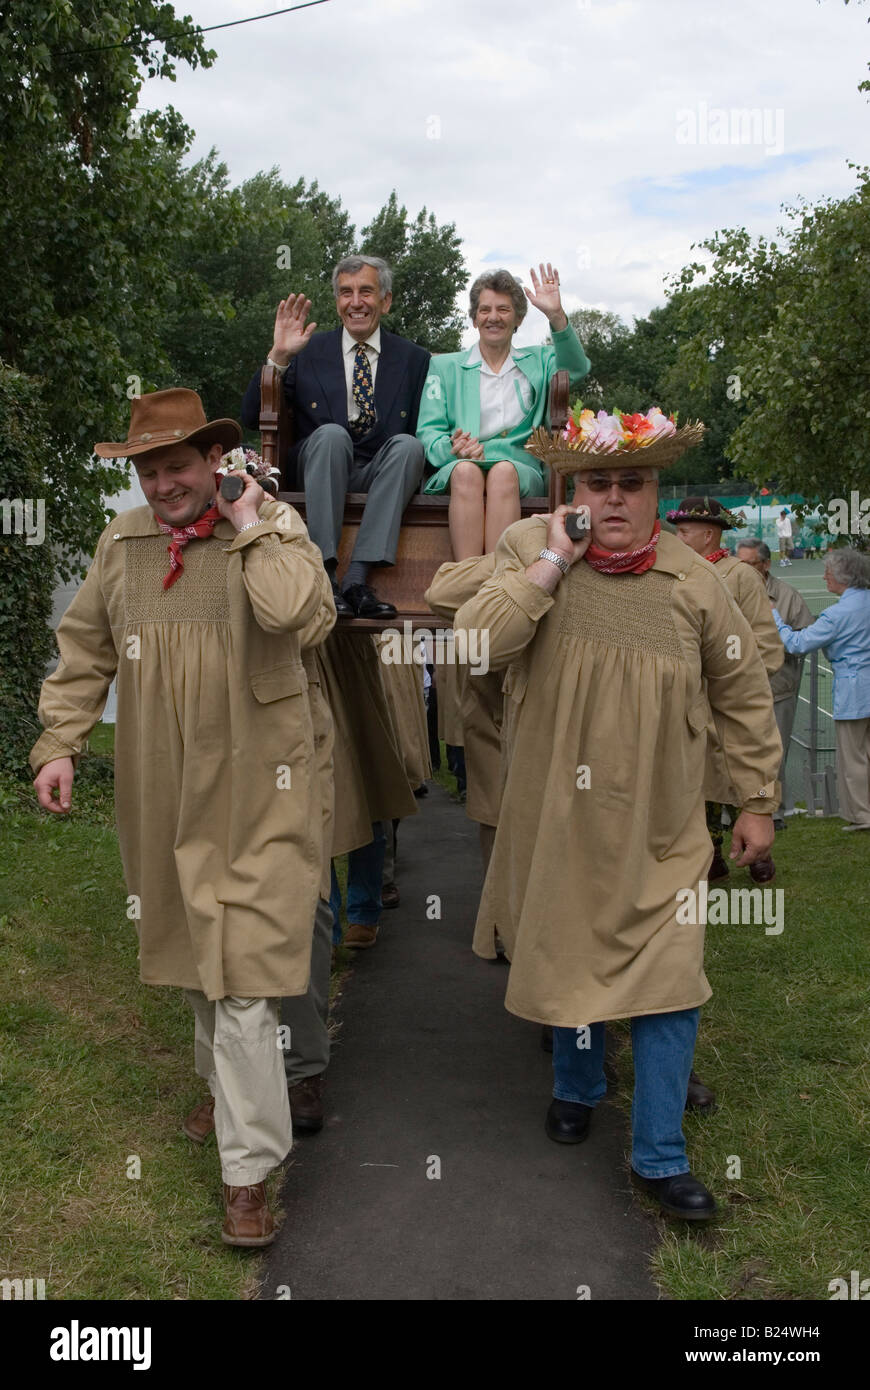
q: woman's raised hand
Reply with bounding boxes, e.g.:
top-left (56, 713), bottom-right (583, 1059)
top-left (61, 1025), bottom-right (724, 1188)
top-left (524, 264), bottom-right (566, 329)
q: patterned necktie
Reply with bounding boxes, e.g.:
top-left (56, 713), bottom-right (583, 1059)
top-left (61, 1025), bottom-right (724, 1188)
top-left (350, 344), bottom-right (376, 438)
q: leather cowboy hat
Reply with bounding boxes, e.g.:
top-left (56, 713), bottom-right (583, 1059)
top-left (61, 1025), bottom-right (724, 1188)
top-left (666, 496), bottom-right (743, 530)
top-left (94, 388), bottom-right (241, 459)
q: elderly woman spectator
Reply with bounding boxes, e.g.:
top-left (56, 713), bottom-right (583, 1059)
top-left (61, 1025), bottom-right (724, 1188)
top-left (772, 548), bottom-right (870, 829)
top-left (416, 264), bottom-right (591, 559)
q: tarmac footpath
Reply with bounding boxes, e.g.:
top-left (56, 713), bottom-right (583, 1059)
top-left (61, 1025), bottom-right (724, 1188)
top-left (262, 781), bottom-right (660, 1301)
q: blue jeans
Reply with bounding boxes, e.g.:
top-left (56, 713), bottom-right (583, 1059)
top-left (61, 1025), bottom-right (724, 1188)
top-left (552, 1008), bottom-right (700, 1179)
top-left (330, 822), bottom-right (387, 944)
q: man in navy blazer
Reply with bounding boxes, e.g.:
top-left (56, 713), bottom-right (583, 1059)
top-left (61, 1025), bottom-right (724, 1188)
top-left (241, 255), bottom-right (429, 618)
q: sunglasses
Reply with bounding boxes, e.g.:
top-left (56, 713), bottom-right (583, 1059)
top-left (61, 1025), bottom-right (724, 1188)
top-left (578, 474), bottom-right (655, 493)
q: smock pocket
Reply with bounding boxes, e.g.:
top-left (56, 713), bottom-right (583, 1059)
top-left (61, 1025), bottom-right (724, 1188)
top-left (250, 662), bottom-right (309, 703)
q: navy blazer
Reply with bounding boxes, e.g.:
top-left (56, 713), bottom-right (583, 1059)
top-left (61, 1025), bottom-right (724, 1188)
top-left (241, 327), bottom-right (430, 482)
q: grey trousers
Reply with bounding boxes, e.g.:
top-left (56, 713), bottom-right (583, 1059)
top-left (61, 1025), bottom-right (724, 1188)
top-left (297, 424), bottom-right (425, 567)
top-left (382, 819), bottom-right (398, 885)
top-left (773, 691), bottom-right (800, 823)
top-left (835, 716), bottom-right (870, 824)
top-left (280, 896), bottom-right (332, 1086)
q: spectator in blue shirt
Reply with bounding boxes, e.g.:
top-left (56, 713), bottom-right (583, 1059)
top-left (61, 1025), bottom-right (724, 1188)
top-left (773, 548), bottom-right (870, 829)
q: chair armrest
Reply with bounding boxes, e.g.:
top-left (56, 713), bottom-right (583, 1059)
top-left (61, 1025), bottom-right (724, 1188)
top-left (259, 364), bottom-right (296, 487)
top-left (546, 369), bottom-right (570, 509)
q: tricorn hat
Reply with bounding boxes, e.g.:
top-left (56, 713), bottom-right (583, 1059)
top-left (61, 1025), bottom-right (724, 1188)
top-left (666, 496), bottom-right (742, 530)
top-left (94, 388), bottom-right (242, 459)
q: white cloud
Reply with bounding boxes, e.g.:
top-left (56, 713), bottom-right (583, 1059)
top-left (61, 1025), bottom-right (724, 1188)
top-left (138, 0), bottom-right (869, 340)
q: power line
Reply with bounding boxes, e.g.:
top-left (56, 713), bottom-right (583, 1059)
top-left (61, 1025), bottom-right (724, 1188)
top-left (50, 1), bottom-right (331, 59)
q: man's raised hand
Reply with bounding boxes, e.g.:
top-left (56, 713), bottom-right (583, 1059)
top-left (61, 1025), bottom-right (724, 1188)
top-left (34, 757), bottom-right (75, 814)
top-left (269, 294), bottom-right (317, 365)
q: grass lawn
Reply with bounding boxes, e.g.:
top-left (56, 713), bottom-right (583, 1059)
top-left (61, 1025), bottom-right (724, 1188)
top-left (1, 732), bottom-right (867, 1300)
top-left (609, 815), bottom-right (869, 1300)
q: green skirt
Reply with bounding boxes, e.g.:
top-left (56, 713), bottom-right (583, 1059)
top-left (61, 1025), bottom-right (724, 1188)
top-left (423, 454), bottom-right (546, 499)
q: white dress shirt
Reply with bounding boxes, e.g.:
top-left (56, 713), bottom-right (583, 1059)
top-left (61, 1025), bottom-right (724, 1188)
top-left (467, 341), bottom-right (532, 441)
top-left (342, 327), bottom-right (381, 423)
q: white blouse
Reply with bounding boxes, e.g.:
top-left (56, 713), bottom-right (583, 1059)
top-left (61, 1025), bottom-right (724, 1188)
top-left (467, 342), bottom-right (532, 441)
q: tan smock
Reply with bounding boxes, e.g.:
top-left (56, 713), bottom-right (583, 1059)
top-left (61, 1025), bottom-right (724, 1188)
top-left (31, 500), bottom-right (336, 1001)
top-left (314, 632), bottom-right (417, 856)
top-left (454, 519), bottom-right (781, 1027)
top-left (703, 551), bottom-right (784, 803)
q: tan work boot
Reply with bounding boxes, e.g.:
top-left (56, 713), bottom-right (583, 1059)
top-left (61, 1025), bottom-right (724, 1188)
top-left (221, 1183), bottom-right (276, 1247)
top-left (183, 1096), bottom-right (215, 1144)
top-left (344, 923), bottom-right (378, 949)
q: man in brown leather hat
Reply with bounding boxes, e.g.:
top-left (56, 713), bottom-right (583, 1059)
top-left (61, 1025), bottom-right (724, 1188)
top-left (31, 388), bottom-right (336, 1247)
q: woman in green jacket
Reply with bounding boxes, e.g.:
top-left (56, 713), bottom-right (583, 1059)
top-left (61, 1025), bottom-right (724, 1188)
top-left (416, 263), bottom-right (591, 558)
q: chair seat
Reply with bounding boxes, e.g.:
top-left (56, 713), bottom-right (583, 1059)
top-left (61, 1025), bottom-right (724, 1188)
top-left (278, 492), bottom-right (549, 631)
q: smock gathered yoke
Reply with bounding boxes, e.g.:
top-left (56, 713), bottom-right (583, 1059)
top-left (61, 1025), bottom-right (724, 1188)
top-left (453, 520), bottom-right (781, 1028)
top-left (31, 500), bottom-right (336, 1001)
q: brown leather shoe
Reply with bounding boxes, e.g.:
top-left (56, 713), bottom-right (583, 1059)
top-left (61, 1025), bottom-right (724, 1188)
top-left (707, 848), bottom-right (730, 882)
top-left (381, 882), bottom-right (400, 909)
top-left (685, 1070), bottom-right (717, 1113)
top-left (749, 855), bottom-right (776, 883)
top-left (221, 1182), bottom-right (276, 1247)
top-left (345, 923), bottom-right (378, 949)
top-left (183, 1096), bottom-right (215, 1144)
top-left (289, 1074), bottom-right (324, 1134)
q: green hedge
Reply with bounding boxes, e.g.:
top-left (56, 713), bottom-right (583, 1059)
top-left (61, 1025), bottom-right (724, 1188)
top-left (0, 364), bottom-right (57, 777)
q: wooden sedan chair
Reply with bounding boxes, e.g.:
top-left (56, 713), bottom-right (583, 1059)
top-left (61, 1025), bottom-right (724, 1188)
top-left (259, 365), bottom-right (572, 631)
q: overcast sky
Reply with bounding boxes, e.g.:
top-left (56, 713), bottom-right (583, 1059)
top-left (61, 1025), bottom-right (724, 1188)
top-left (140, 0), bottom-right (868, 346)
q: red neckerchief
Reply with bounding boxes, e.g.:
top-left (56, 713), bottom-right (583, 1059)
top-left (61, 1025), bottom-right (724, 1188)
top-left (585, 521), bottom-right (661, 576)
top-left (706, 547), bottom-right (729, 565)
top-left (155, 501), bottom-right (222, 589)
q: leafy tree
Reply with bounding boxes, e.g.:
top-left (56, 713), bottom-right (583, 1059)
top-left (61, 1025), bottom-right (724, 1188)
top-left (667, 166), bottom-right (870, 500)
top-left (0, 0), bottom-right (216, 576)
top-left (162, 165), bottom-right (355, 423)
top-left (360, 192), bottom-right (467, 352)
top-left (561, 301), bottom-right (742, 485)
top-left (0, 367), bottom-right (60, 777)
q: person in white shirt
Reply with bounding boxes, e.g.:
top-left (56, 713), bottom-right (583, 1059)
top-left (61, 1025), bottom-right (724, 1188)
top-left (416, 265), bottom-right (591, 560)
top-left (776, 510), bottom-right (794, 566)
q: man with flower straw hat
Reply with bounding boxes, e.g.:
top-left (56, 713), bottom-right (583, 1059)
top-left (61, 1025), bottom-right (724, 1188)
top-left (30, 387), bottom-right (336, 1247)
top-left (668, 497), bottom-right (783, 886)
top-left (454, 414), bottom-right (781, 1220)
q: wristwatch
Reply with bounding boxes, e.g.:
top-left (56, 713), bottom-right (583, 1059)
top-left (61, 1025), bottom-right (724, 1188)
top-left (538, 547), bottom-right (570, 575)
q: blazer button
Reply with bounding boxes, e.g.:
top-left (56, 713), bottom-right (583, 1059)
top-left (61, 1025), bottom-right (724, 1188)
top-left (311, 402), bottom-right (317, 409)
top-left (400, 410), bottom-right (407, 418)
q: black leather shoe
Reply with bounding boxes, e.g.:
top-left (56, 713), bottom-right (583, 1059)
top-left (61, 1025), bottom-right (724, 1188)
top-left (381, 881), bottom-right (400, 909)
top-left (342, 583), bottom-right (397, 619)
top-left (685, 1070), bottom-right (717, 1113)
top-left (331, 581), bottom-right (354, 619)
top-left (631, 1169), bottom-right (717, 1220)
top-left (545, 1098), bottom-right (592, 1144)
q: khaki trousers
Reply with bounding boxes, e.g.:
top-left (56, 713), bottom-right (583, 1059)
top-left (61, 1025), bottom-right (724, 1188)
top-left (183, 990), bottom-right (292, 1185)
top-left (835, 717), bottom-right (870, 824)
